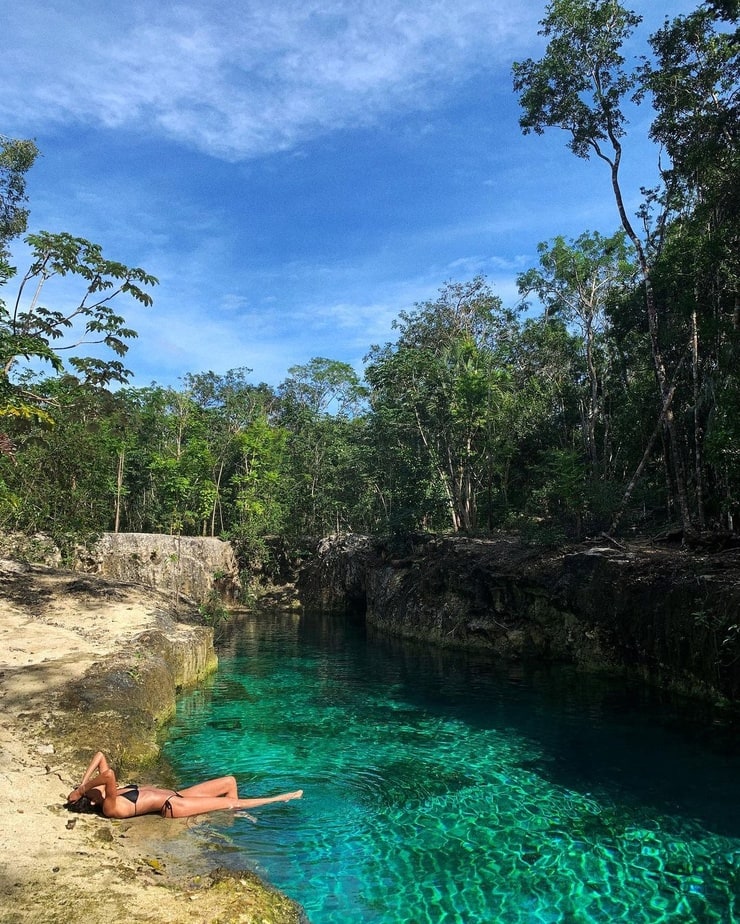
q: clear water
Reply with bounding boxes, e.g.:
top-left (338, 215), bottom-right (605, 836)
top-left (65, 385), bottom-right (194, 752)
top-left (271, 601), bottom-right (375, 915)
top-left (162, 609), bottom-right (740, 923)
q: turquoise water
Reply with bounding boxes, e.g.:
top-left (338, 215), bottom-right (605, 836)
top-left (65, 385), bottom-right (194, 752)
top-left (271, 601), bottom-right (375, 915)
top-left (163, 610), bottom-right (740, 923)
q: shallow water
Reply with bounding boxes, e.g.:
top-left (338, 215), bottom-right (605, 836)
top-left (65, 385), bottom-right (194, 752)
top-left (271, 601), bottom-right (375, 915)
top-left (162, 609), bottom-right (740, 923)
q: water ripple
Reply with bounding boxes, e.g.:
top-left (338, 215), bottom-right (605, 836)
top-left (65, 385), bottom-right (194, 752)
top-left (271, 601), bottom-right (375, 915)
top-left (164, 611), bottom-right (740, 924)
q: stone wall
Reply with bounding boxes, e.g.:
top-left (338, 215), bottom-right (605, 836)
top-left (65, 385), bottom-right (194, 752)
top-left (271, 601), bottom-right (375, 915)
top-left (0, 532), bottom-right (62, 566)
top-left (56, 621), bottom-right (218, 766)
top-left (298, 533), bottom-right (740, 703)
top-left (76, 533), bottom-right (241, 605)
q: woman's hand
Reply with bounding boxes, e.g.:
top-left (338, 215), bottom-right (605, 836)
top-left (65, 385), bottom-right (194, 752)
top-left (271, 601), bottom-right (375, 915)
top-left (67, 787), bottom-right (82, 802)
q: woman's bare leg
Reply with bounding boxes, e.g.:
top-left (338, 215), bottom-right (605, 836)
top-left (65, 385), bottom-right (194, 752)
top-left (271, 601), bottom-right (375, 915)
top-left (177, 776), bottom-right (239, 799)
top-left (162, 789), bottom-right (303, 818)
top-left (235, 791), bottom-right (303, 808)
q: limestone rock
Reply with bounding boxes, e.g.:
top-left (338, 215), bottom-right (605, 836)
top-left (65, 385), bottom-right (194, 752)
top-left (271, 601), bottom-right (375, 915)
top-left (299, 533), bottom-right (740, 704)
top-left (77, 533), bottom-right (241, 605)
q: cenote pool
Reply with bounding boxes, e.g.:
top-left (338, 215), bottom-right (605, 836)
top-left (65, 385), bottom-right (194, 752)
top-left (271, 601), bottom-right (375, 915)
top-left (162, 609), bottom-right (740, 923)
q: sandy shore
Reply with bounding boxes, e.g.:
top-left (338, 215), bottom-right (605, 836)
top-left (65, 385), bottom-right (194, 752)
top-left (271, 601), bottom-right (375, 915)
top-left (0, 559), bottom-right (305, 924)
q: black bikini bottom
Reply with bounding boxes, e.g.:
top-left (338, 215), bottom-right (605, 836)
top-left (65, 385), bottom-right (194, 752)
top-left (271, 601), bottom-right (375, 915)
top-left (161, 792), bottom-right (183, 817)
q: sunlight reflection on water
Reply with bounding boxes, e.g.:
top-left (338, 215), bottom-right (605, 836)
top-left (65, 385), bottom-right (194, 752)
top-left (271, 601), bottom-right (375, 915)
top-left (163, 610), bottom-right (740, 924)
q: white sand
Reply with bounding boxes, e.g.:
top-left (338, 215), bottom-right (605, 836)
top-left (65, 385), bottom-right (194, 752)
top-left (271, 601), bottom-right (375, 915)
top-left (0, 560), bottom-right (301, 923)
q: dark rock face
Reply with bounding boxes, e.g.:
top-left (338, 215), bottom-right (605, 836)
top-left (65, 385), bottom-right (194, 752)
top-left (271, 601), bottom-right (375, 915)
top-left (298, 534), bottom-right (740, 703)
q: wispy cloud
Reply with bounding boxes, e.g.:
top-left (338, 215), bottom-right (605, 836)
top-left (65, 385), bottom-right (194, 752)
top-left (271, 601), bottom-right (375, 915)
top-left (5, 0), bottom-right (689, 390)
top-left (3, 0), bottom-right (535, 160)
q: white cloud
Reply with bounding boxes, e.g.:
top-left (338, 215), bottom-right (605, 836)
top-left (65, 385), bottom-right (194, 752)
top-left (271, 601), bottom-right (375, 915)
top-left (2, 0), bottom-right (536, 160)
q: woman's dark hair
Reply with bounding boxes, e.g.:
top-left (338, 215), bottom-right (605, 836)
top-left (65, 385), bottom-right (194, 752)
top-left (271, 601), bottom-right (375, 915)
top-left (65, 795), bottom-right (98, 814)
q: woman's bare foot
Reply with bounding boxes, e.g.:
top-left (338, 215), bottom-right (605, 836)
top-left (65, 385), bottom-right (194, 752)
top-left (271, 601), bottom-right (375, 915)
top-left (281, 790), bottom-right (303, 802)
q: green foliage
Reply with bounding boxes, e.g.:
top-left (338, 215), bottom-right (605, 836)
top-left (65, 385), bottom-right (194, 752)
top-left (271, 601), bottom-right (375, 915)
top-left (0, 139), bottom-right (157, 438)
top-left (2, 8), bottom-right (738, 544)
top-left (0, 136), bottom-right (38, 276)
top-left (512, 0), bottom-right (640, 161)
top-left (277, 358), bottom-right (369, 535)
top-left (198, 589), bottom-right (231, 642)
top-left (230, 414), bottom-right (287, 536)
top-left (279, 357), bottom-right (367, 418)
top-left (3, 231), bottom-right (157, 385)
top-left (0, 376), bottom-right (128, 535)
top-left (365, 278), bottom-right (521, 532)
top-left (513, 0), bottom-right (740, 535)
top-left (518, 231), bottom-right (636, 476)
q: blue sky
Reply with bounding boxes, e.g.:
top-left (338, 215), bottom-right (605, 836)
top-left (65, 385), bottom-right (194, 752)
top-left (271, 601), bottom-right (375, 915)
top-left (1, 0), bottom-right (695, 389)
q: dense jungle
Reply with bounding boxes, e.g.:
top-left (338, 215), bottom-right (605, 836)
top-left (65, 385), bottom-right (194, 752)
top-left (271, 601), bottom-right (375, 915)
top-left (0, 0), bottom-right (738, 561)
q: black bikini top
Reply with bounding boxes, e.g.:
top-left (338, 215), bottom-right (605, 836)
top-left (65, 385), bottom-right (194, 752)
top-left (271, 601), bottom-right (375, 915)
top-left (119, 785), bottom-right (139, 805)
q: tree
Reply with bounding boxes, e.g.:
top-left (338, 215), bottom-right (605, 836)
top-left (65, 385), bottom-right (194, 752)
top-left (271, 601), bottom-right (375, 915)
top-left (365, 279), bottom-right (519, 532)
top-left (2, 231), bottom-right (157, 399)
top-left (641, 4), bottom-right (740, 530)
top-left (512, 0), bottom-right (694, 533)
top-left (138, 385), bottom-right (215, 535)
top-left (278, 357), bottom-right (366, 418)
top-left (228, 413), bottom-right (287, 538)
top-left (1, 136), bottom-right (157, 429)
top-left (0, 136), bottom-right (39, 458)
top-left (277, 358), bottom-right (369, 534)
top-left (517, 231), bottom-right (635, 474)
top-left (0, 375), bottom-right (134, 539)
top-left (0, 138), bottom-right (158, 535)
top-left (180, 369), bottom-right (278, 536)
top-left (0, 136), bottom-right (38, 278)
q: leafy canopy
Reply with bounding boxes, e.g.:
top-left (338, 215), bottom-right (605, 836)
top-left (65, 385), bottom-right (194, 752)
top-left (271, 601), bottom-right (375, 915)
top-left (0, 138), bottom-right (158, 429)
top-left (512, 0), bottom-right (641, 163)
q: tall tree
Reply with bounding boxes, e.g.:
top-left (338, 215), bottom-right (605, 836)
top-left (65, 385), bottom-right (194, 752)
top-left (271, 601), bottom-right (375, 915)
top-left (1, 137), bottom-right (157, 528)
top-left (277, 358), bottom-right (368, 534)
top-left (517, 231), bottom-right (635, 474)
top-left (0, 136), bottom-right (39, 459)
top-left (0, 375), bottom-right (133, 539)
top-left (365, 279), bottom-right (518, 532)
top-left (512, 0), bottom-right (694, 532)
top-left (641, 3), bottom-right (739, 529)
top-left (0, 230), bottom-right (156, 440)
top-left (0, 136), bottom-right (38, 277)
top-left (182, 369), bottom-right (277, 536)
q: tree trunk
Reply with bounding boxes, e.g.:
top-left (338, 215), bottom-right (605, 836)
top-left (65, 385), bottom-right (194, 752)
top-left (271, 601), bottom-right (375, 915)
top-left (609, 352), bottom-right (688, 534)
top-left (585, 316), bottom-right (599, 473)
top-left (606, 153), bottom-right (693, 535)
top-left (211, 459), bottom-right (225, 538)
top-left (691, 309), bottom-right (706, 529)
top-left (114, 449), bottom-right (124, 533)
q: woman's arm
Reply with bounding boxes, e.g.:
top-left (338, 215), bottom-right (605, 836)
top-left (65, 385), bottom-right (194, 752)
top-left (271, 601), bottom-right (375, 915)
top-left (79, 751), bottom-right (110, 787)
top-left (68, 752), bottom-right (117, 804)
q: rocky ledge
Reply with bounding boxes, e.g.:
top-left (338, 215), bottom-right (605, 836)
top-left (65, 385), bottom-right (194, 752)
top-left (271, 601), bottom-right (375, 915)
top-left (298, 533), bottom-right (740, 705)
top-left (0, 558), bottom-right (306, 924)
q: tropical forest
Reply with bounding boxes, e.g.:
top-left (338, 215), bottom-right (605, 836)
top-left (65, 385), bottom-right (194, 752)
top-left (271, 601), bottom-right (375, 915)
top-left (1, 0), bottom-right (737, 560)
top-left (2, 3), bottom-right (740, 923)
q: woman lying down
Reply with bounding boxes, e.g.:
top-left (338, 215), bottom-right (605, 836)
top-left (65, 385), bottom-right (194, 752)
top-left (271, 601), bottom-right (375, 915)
top-left (66, 751), bottom-right (303, 819)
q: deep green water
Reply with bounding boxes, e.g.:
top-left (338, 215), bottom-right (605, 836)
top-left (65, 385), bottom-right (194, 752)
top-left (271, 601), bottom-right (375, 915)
top-left (162, 609), bottom-right (740, 923)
